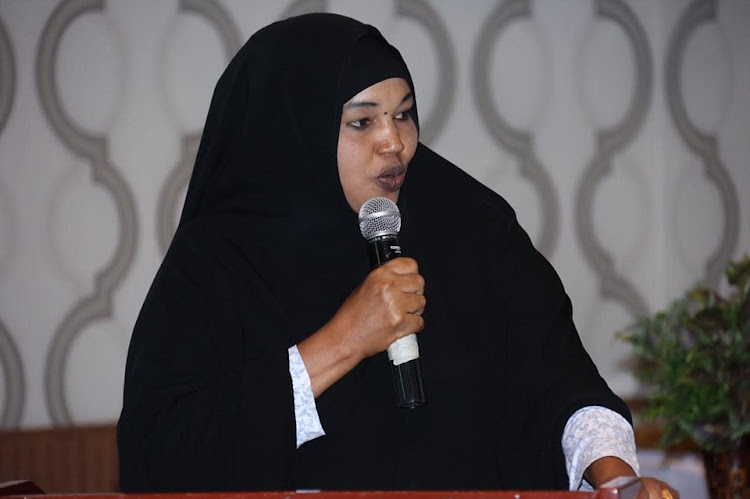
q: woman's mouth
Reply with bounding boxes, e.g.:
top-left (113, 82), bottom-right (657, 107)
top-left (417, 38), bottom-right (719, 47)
top-left (376, 165), bottom-right (407, 192)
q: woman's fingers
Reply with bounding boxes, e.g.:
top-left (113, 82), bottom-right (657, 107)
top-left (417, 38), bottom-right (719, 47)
top-left (334, 257), bottom-right (426, 359)
top-left (406, 291), bottom-right (426, 316)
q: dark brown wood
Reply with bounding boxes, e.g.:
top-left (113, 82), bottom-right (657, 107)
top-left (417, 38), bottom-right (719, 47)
top-left (0, 424), bottom-right (118, 493)
top-left (0, 481), bottom-right (45, 496)
top-left (703, 436), bottom-right (750, 498)
top-left (0, 486), bottom-right (644, 499)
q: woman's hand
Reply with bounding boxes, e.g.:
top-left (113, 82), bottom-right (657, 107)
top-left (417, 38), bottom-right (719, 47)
top-left (636, 477), bottom-right (680, 499)
top-left (333, 257), bottom-right (426, 359)
top-left (297, 257), bottom-right (425, 397)
top-left (588, 457), bottom-right (680, 498)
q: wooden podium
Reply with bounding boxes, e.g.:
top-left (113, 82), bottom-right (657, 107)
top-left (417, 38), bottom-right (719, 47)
top-left (0, 480), bottom-right (644, 499)
top-left (0, 425), bottom-right (648, 498)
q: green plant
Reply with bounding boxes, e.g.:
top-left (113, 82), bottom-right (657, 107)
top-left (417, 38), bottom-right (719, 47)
top-left (617, 254), bottom-right (750, 452)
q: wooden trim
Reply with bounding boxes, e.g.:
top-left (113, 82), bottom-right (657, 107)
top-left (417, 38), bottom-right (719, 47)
top-left (0, 424), bottom-right (118, 493)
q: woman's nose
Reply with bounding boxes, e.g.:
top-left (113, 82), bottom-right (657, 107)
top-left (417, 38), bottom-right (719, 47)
top-left (376, 120), bottom-right (405, 155)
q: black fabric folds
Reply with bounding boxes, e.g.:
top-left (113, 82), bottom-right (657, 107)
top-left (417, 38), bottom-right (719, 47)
top-left (117, 13), bottom-right (630, 492)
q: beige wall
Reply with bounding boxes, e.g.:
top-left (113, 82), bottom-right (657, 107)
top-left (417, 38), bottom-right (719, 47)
top-left (0, 0), bottom-right (748, 430)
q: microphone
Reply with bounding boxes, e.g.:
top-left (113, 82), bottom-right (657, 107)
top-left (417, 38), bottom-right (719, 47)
top-left (358, 197), bottom-right (425, 409)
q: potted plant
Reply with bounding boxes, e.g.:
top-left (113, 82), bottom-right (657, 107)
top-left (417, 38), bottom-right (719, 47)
top-left (617, 254), bottom-right (750, 498)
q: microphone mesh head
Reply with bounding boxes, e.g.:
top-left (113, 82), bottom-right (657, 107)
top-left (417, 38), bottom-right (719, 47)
top-left (358, 197), bottom-right (401, 241)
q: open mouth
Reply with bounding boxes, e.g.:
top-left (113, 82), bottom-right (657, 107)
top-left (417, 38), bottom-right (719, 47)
top-left (376, 165), bottom-right (407, 192)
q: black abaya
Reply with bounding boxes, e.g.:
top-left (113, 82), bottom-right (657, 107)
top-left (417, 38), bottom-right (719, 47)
top-left (117, 13), bottom-right (630, 492)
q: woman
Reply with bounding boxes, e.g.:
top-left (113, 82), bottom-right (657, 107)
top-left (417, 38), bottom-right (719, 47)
top-left (118, 13), bottom-right (677, 497)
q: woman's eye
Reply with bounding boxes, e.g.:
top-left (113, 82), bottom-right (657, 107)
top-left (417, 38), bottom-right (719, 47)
top-left (348, 118), bottom-right (370, 129)
top-left (395, 110), bottom-right (411, 121)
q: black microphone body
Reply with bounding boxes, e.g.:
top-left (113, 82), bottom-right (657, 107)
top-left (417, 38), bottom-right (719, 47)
top-left (360, 198), bottom-right (425, 409)
top-left (367, 234), bottom-right (403, 267)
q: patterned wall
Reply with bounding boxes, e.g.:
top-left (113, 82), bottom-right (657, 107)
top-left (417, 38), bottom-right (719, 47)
top-left (0, 0), bottom-right (748, 429)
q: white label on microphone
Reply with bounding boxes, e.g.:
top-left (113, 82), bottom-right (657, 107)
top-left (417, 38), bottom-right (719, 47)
top-left (387, 334), bottom-right (419, 366)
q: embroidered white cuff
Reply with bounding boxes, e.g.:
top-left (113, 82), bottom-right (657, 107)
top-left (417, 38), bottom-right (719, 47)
top-left (562, 406), bottom-right (640, 491)
top-left (288, 345), bottom-right (326, 448)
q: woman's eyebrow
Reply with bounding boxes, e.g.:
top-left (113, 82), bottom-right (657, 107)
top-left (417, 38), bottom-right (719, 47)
top-left (343, 92), bottom-right (414, 111)
top-left (344, 100), bottom-right (378, 110)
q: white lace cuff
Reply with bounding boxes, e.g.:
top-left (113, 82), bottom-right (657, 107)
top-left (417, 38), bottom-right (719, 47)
top-left (562, 406), bottom-right (640, 490)
top-left (288, 345), bottom-right (326, 448)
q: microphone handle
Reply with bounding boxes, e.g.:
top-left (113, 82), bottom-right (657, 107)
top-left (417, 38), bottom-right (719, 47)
top-left (367, 234), bottom-right (426, 409)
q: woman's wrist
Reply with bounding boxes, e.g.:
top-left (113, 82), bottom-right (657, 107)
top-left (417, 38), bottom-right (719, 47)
top-left (297, 321), bottom-right (361, 397)
top-left (584, 456), bottom-right (638, 488)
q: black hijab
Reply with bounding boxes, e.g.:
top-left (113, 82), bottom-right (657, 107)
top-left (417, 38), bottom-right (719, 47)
top-left (118, 13), bottom-right (630, 492)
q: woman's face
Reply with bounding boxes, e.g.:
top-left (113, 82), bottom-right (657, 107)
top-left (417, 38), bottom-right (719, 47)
top-left (337, 77), bottom-right (418, 213)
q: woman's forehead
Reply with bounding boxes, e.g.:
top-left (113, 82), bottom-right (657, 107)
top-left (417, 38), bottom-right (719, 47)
top-left (342, 78), bottom-right (412, 109)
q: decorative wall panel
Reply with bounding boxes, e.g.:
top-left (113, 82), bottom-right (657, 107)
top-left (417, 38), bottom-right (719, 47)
top-left (36, 0), bottom-right (137, 424)
top-left (574, 0), bottom-right (652, 320)
top-left (473, 0), bottom-right (559, 257)
top-left (665, 0), bottom-right (739, 288)
top-left (0, 7), bottom-right (24, 429)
